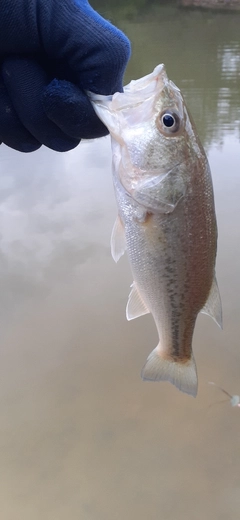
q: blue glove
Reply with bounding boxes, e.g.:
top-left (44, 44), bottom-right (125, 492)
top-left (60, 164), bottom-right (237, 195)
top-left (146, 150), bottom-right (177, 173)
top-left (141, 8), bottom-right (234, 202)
top-left (0, 0), bottom-right (130, 152)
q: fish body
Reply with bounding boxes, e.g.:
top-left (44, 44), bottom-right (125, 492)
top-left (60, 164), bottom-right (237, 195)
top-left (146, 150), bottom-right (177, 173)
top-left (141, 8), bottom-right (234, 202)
top-left (90, 64), bottom-right (222, 397)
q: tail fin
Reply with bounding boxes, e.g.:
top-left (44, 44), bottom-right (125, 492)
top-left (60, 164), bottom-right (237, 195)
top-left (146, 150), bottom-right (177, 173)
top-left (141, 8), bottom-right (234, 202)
top-left (141, 347), bottom-right (198, 397)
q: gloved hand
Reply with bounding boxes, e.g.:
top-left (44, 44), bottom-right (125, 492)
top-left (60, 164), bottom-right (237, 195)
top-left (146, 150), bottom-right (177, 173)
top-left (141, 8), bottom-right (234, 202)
top-left (0, 0), bottom-right (130, 152)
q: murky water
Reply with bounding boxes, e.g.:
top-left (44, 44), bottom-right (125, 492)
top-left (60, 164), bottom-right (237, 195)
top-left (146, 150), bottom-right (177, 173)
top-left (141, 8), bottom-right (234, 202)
top-left (1, 2), bottom-right (240, 519)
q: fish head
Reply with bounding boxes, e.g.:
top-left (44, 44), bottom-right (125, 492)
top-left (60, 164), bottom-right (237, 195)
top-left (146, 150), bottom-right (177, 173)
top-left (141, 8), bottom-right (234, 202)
top-left (90, 64), bottom-right (207, 212)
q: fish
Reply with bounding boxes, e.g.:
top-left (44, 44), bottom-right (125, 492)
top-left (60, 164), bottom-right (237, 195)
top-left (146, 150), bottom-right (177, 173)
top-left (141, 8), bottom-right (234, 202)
top-left (89, 64), bottom-right (222, 397)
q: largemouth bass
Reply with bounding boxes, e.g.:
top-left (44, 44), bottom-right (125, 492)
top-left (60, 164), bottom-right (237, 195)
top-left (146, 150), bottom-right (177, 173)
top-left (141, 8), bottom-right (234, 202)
top-left (90, 64), bottom-right (222, 397)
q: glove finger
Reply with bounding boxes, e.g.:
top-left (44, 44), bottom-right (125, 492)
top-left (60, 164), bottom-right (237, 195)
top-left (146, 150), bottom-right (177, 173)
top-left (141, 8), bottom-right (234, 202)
top-left (43, 79), bottom-right (108, 140)
top-left (0, 74), bottom-right (41, 152)
top-left (2, 57), bottom-right (80, 152)
top-left (40, 0), bottom-right (131, 95)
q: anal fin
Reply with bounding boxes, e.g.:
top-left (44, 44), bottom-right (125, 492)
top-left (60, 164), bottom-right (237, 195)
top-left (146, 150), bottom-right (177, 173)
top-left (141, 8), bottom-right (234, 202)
top-left (201, 275), bottom-right (223, 329)
top-left (126, 282), bottom-right (149, 321)
top-left (111, 216), bottom-right (126, 263)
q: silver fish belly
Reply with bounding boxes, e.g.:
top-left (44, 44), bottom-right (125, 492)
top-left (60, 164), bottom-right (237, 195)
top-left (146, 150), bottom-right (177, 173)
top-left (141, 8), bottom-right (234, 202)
top-left (90, 64), bottom-right (222, 397)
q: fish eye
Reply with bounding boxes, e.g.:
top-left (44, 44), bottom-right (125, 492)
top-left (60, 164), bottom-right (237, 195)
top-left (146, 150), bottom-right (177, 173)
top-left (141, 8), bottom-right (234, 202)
top-left (158, 110), bottom-right (180, 135)
top-left (162, 114), bottom-right (175, 128)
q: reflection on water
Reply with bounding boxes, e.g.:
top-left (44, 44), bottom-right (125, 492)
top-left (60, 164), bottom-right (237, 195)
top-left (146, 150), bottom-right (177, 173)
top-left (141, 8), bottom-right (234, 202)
top-left (0, 2), bottom-right (240, 519)
top-left (95, 0), bottom-right (240, 145)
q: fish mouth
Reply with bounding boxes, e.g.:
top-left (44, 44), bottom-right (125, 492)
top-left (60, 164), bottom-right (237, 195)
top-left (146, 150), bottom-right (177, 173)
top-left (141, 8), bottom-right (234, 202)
top-left (88, 64), bottom-right (172, 111)
top-left (88, 64), bottom-right (185, 141)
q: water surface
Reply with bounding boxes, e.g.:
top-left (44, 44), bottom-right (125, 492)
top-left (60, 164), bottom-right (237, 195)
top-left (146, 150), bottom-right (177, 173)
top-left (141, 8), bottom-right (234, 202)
top-left (1, 2), bottom-right (240, 519)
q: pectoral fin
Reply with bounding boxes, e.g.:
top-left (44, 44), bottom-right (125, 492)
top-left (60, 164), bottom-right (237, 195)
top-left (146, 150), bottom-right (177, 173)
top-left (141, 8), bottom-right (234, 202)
top-left (126, 282), bottom-right (149, 320)
top-left (133, 166), bottom-right (186, 213)
top-left (111, 216), bottom-right (126, 263)
top-left (201, 275), bottom-right (223, 329)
